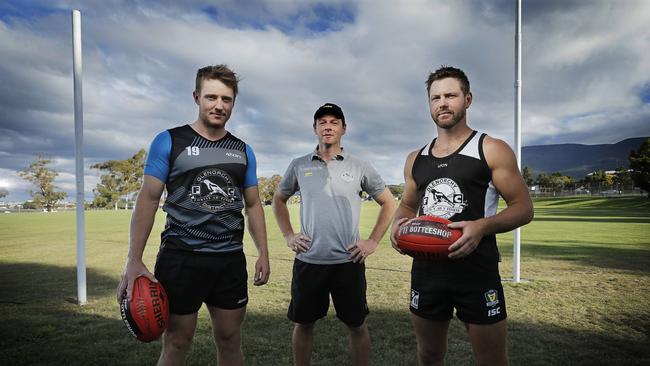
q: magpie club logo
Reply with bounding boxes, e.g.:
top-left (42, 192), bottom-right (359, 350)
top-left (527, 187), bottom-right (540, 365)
top-left (190, 168), bottom-right (236, 211)
top-left (422, 178), bottom-right (467, 219)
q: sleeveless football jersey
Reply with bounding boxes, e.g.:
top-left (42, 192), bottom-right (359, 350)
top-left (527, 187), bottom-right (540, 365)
top-left (412, 130), bottom-right (500, 278)
top-left (144, 125), bottom-right (258, 253)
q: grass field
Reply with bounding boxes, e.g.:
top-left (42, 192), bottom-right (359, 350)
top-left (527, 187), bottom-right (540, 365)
top-left (1, 196), bottom-right (649, 365)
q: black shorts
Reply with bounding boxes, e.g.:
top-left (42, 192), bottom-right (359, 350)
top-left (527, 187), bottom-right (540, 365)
top-left (288, 259), bottom-right (369, 328)
top-left (410, 262), bottom-right (507, 324)
top-left (154, 249), bottom-right (248, 315)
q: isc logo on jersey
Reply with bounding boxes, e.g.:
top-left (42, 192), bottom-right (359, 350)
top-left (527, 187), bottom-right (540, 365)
top-left (422, 178), bottom-right (467, 219)
top-left (190, 168), bottom-right (237, 211)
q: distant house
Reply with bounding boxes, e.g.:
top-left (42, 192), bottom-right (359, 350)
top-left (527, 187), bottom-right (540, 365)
top-left (528, 185), bottom-right (554, 196)
top-left (586, 169), bottom-right (632, 177)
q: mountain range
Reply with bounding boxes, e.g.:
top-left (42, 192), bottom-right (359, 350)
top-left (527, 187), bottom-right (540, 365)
top-left (521, 137), bottom-right (648, 179)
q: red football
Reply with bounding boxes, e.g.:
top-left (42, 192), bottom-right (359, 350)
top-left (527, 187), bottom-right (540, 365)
top-left (120, 276), bottom-right (170, 342)
top-left (396, 215), bottom-right (462, 260)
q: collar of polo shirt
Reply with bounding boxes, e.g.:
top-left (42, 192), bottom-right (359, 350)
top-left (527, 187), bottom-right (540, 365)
top-left (311, 146), bottom-right (346, 161)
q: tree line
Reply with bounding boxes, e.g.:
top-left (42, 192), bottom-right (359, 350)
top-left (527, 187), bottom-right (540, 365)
top-left (522, 166), bottom-right (635, 194)
top-left (12, 150), bottom-right (291, 210)
top-left (11, 138), bottom-right (650, 210)
top-left (521, 138), bottom-right (649, 195)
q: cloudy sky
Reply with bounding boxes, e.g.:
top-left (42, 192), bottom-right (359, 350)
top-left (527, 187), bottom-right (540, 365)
top-left (1, 0), bottom-right (649, 202)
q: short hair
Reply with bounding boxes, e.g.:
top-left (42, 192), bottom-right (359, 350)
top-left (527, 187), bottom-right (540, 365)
top-left (195, 65), bottom-right (240, 98)
top-left (425, 66), bottom-right (470, 96)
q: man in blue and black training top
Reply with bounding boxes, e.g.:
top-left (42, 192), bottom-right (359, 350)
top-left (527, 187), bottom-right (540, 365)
top-left (391, 66), bottom-right (533, 366)
top-left (117, 65), bottom-right (270, 366)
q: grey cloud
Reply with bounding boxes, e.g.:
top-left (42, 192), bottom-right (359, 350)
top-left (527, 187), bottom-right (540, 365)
top-left (1, 0), bottom-right (649, 203)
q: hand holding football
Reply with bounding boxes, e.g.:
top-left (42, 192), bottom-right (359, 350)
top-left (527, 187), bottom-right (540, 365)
top-left (120, 276), bottom-right (169, 342)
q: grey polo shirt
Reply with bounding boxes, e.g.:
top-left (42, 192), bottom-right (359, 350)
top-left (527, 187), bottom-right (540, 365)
top-left (278, 149), bottom-right (386, 264)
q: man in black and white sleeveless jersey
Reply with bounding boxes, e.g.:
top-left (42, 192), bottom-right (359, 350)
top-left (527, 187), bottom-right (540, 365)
top-left (390, 66), bottom-right (533, 366)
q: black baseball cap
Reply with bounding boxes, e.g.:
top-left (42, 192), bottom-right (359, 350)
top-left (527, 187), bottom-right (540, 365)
top-left (313, 103), bottom-right (345, 124)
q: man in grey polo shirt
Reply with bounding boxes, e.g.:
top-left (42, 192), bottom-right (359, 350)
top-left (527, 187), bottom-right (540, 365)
top-left (272, 103), bottom-right (395, 366)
